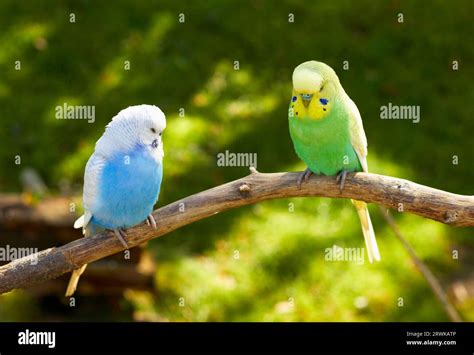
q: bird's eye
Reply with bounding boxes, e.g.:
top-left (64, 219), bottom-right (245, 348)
top-left (159, 132), bottom-right (162, 136)
top-left (320, 84), bottom-right (325, 92)
top-left (150, 128), bottom-right (156, 133)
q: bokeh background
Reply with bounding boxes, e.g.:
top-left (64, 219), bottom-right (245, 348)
top-left (0, 0), bottom-right (472, 321)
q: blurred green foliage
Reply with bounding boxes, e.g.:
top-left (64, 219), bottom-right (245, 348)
top-left (0, 0), bottom-right (472, 321)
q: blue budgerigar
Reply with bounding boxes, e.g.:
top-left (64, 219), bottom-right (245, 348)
top-left (66, 105), bottom-right (166, 296)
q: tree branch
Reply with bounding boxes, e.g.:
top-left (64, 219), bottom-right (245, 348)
top-left (0, 170), bottom-right (473, 294)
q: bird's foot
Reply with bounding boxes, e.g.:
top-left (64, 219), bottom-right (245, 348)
top-left (113, 228), bottom-right (129, 249)
top-left (336, 170), bottom-right (348, 191)
top-left (297, 168), bottom-right (313, 189)
top-left (146, 214), bottom-right (157, 229)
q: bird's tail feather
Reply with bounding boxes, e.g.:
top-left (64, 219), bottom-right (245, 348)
top-left (65, 221), bottom-right (93, 297)
top-left (73, 215), bottom-right (84, 229)
top-left (352, 199), bottom-right (380, 263)
top-left (65, 264), bottom-right (87, 297)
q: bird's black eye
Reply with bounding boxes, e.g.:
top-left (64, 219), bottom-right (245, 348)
top-left (151, 128), bottom-right (156, 133)
top-left (159, 132), bottom-right (162, 136)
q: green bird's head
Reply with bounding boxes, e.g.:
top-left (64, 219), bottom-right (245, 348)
top-left (290, 61), bottom-right (341, 120)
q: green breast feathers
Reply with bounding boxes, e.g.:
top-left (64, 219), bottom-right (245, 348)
top-left (288, 97), bottom-right (362, 176)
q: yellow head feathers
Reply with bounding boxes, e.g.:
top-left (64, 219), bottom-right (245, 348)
top-left (290, 61), bottom-right (339, 121)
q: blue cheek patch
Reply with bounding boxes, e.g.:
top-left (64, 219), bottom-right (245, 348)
top-left (319, 98), bottom-right (329, 105)
top-left (292, 96), bottom-right (297, 102)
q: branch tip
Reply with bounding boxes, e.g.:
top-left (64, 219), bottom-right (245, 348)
top-left (249, 166), bottom-right (258, 174)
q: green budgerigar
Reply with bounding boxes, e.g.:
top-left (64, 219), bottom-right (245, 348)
top-left (288, 60), bottom-right (380, 263)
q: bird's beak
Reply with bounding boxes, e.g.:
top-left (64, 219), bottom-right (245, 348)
top-left (300, 93), bottom-right (313, 107)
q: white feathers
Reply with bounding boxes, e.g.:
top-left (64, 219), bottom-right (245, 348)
top-left (95, 104), bottom-right (166, 161)
top-left (82, 153), bottom-right (106, 219)
top-left (73, 215), bottom-right (84, 229)
top-left (73, 211), bottom-right (92, 234)
top-left (292, 67), bottom-right (323, 92)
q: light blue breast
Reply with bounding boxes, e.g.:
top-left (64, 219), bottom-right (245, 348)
top-left (91, 145), bottom-right (162, 229)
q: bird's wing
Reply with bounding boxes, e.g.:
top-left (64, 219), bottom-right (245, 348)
top-left (345, 95), bottom-right (369, 172)
top-left (74, 152), bottom-right (106, 233)
top-left (344, 95), bottom-right (380, 262)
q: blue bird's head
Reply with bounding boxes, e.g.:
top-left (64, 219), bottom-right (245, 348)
top-left (95, 104), bottom-right (167, 163)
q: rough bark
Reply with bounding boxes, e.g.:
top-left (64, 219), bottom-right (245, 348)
top-left (0, 170), bottom-right (472, 294)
